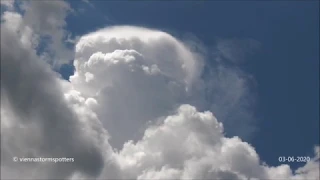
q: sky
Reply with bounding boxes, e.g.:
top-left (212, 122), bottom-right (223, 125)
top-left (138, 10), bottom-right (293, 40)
top-left (0, 0), bottom-right (319, 180)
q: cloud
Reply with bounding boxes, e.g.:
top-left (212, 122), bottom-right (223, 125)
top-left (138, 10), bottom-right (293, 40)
top-left (71, 26), bottom-right (258, 147)
top-left (81, 0), bottom-right (94, 8)
top-left (71, 26), bottom-right (204, 149)
top-left (201, 64), bottom-right (258, 140)
top-left (112, 105), bottom-right (319, 180)
top-left (0, 8), bottom-right (113, 180)
top-left (216, 38), bottom-right (261, 64)
top-left (0, 0), bottom-right (14, 10)
top-left (17, 0), bottom-right (75, 65)
top-left (1, 1), bottom-right (319, 179)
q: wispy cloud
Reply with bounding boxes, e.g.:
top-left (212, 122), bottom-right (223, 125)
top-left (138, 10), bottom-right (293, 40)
top-left (216, 38), bottom-right (261, 64)
top-left (81, 0), bottom-right (94, 8)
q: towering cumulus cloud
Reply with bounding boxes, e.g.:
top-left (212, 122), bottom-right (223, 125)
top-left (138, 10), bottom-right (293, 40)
top-left (0, 2), bottom-right (319, 179)
top-left (71, 26), bottom-right (204, 149)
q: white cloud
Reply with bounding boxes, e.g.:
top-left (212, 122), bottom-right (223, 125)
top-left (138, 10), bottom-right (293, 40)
top-left (111, 104), bottom-right (319, 180)
top-left (71, 26), bottom-right (204, 149)
top-left (1, 1), bottom-right (319, 179)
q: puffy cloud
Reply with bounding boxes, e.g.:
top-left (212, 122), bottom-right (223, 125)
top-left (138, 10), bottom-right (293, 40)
top-left (17, 0), bottom-right (75, 65)
top-left (1, 1), bottom-right (319, 179)
top-left (70, 26), bottom-right (318, 180)
top-left (70, 26), bottom-right (257, 148)
top-left (111, 104), bottom-right (319, 180)
top-left (70, 26), bottom-right (204, 149)
top-left (0, 6), bottom-right (114, 179)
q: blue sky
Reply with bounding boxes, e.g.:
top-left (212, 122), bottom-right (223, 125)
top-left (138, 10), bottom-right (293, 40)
top-left (64, 0), bottom-right (319, 169)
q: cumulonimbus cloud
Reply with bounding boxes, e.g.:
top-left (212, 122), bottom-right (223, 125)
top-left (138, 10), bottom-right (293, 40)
top-left (1, 1), bottom-right (319, 179)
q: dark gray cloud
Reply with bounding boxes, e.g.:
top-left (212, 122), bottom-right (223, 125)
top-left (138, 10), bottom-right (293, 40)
top-left (1, 12), bottom-right (105, 180)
